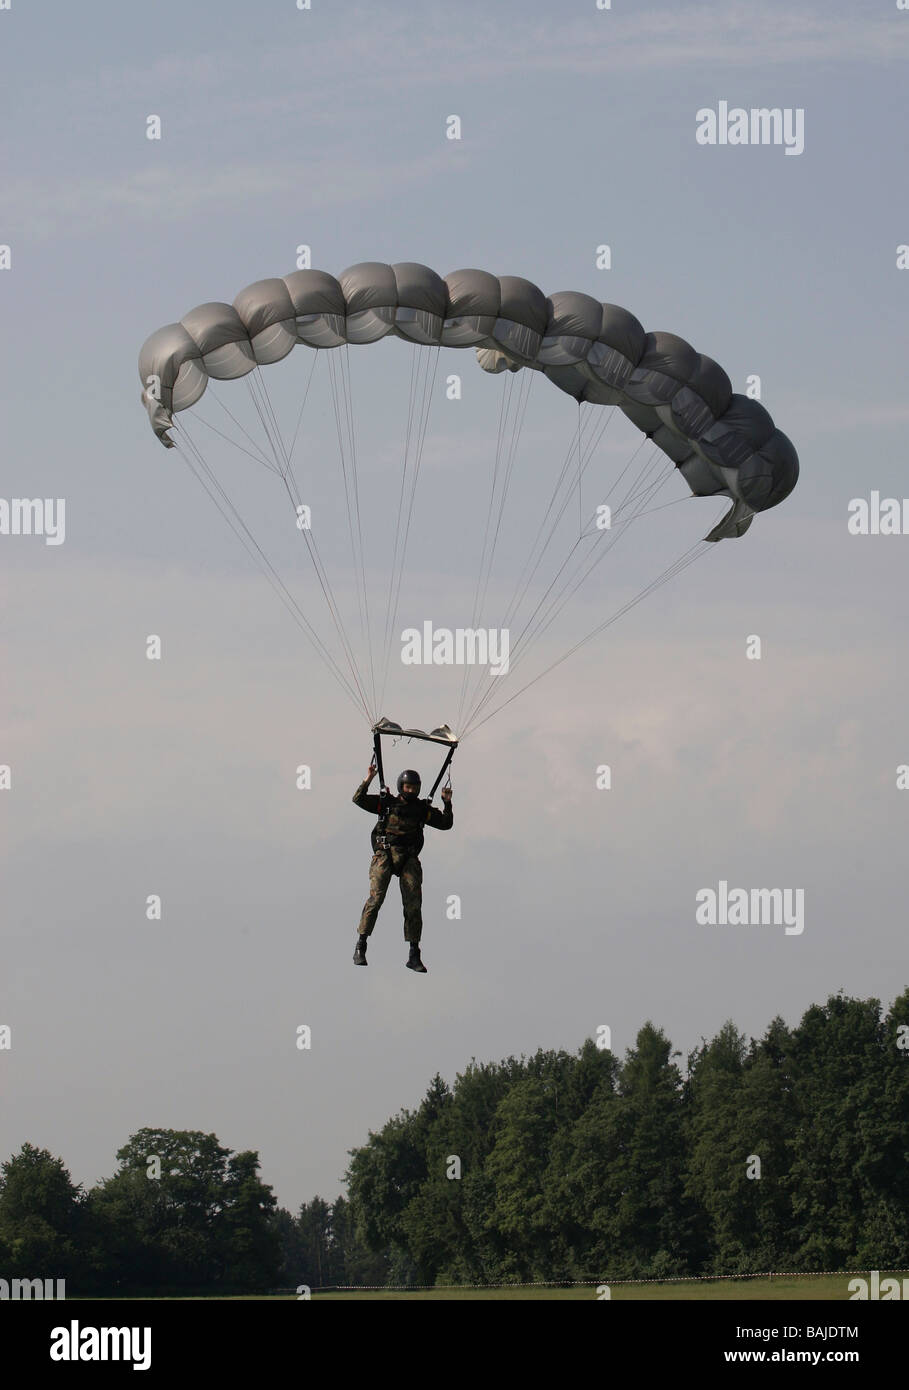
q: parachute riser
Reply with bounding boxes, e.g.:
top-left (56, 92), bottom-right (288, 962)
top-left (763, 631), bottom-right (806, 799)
top-left (372, 729), bottom-right (389, 796)
top-left (426, 745), bottom-right (455, 804)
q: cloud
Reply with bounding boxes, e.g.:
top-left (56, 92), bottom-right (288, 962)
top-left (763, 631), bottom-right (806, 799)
top-left (59, 3), bottom-right (909, 112)
top-left (5, 148), bottom-right (461, 241)
top-left (10, 3), bottom-right (907, 241)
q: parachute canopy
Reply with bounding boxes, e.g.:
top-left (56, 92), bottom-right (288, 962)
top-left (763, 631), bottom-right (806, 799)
top-left (139, 261), bottom-right (798, 531)
top-left (138, 261), bottom-right (799, 740)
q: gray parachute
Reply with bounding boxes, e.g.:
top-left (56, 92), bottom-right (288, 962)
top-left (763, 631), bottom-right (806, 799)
top-left (139, 261), bottom-right (798, 540)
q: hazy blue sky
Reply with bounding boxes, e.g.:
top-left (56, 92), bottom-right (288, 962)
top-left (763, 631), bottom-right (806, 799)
top-left (2, 0), bottom-right (908, 1214)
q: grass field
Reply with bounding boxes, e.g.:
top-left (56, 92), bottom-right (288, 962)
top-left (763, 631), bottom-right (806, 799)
top-left (307, 1275), bottom-right (865, 1301)
top-left (136, 1274), bottom-right (874, 1300)
top-left (81, 1272), bottom-right (899, 1300)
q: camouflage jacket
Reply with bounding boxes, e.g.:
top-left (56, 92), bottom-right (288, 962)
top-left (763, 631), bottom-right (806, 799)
top-left (353, 781), bottom-right (453, 855)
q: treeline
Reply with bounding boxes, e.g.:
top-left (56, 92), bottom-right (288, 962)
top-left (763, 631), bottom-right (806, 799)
top-left (0, 1130), bottom-right (384, 1296)
top-left (2, 992), bottom-right (907, 1293)
top-left (344, 991), bottom-right (909, 1284)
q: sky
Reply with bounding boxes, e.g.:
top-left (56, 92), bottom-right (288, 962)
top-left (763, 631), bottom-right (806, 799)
top-left (2, 0), bottom-right (909, 1215)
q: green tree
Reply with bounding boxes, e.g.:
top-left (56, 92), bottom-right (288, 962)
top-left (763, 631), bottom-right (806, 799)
top-left (858, 989), bottom-right (909, 1263)
top-left (329, 1193), bottom-right (390, 1285)
top-left (216, 1150), bottom-right (281, 1289)
top-left (483, 1075), bottom-right (562, 1280)
top-left (560, 1024), bottom-right (692, 1278)
top-left (346, 1110), bottom-right (425, 1282)
top-left (296, 1195), bottom-right (332, 1286)
top-left (85, 1128), bottom-right (277, 1293)
top-left (786, 994), bottom-right (889, 1267)
top-left (274, 1205), bottom-right (308, 1287)
top-left (0, 1144), bottom-right (81, 1277)
top-left (684, 1019), bottom-right (796, 1273)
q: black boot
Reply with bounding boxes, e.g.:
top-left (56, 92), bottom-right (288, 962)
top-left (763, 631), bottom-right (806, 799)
top-left (406, 942), bottom-right (427, 973)
top-left (353, 934), bottom-right (368, 966)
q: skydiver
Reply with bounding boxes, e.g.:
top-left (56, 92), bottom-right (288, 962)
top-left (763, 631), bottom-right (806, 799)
top-left (351, 762), bottom-right (453, 973)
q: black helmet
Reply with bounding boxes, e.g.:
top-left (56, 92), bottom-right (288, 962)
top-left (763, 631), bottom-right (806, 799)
top-left (397, 769), bottom-right (422, 797)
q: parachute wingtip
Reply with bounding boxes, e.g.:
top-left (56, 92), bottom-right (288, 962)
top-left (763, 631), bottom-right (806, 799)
top-left (704, 500), bottom-right (754, 543)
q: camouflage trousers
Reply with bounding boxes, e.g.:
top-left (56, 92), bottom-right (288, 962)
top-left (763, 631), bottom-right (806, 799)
top-left (357, 848), bottom-right (423, 942)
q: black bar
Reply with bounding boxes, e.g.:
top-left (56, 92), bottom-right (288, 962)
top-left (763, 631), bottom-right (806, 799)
top-left (12, 1297), bottom-right (904, 1370)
